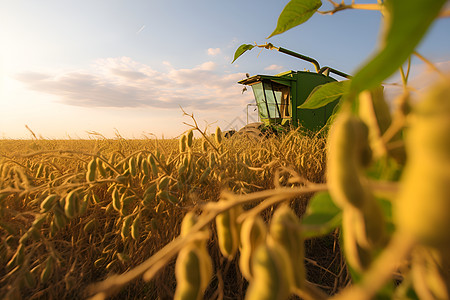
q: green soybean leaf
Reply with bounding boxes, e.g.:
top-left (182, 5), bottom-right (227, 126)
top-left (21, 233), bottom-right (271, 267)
top-left (377, 196), bottom-right (396, 234)
top-left (268, 0), bottom-right (322, 38)
top-left (301, 191), bottom-right (342, 238)
top-left (350, 0), bottom-right (446, 94)
top-left (232, 44), bottom-right (255, 63)
top-left (299, 80), bottom-right (350, 109)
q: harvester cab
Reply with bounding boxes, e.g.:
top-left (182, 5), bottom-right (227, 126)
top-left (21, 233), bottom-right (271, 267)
top-left (238, 47), bottom-right (350, 133)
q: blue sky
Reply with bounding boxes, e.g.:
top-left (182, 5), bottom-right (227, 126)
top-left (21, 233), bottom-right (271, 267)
top-left (1, 1), bottom-right (449, 139)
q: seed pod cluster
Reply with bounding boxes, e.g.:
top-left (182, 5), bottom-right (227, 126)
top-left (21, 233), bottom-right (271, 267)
top-left (215, 202), bottom-right (241, 259)
top-left (14, 167), bottom-right (31, 189)
top-left (86, 157), bottom-right (97, 182)
top-left (215, 127), bottom-right (222, 145)
top-left (79, 194), bottom-right (90, 215)
top-left (267, 205), bottom-right (305, 290)
top-left (327, 112), bottom-right (372, 209)
top-left (142, 183), bottom-right (157, 206)
top-left (112, 188), bottom-right (121, 212)
top-left (175, 212), bottom-right (212, 300)
top-left (395, 79), bottom-right (450, 248)
top-left (40, 194), bottom-right (58, 213)
top-left (53, 207), bottom-right (68, 229)
top-left (121, 215), bottom-right (133, 240)
top-left (208, 152), bottom-right (216, 168)
top-left (179, 212), bottom-right (212, 270)
top-left (40, 256), bottom-right (55, 284)
top-left (179, 134), bottom-right (187, 153)
top-left (120, 194), bottom-right (136, 215)
top-left (174, 245), bottom-right (210, 300)
top-left (131, 213), bottom-right (141, 240)
top-left (198, 167), bottom-right (211, 184)
top-left (244, 244), bottom-right (291, 300)
top-left (128, 156), bottom-right (137, 177)
top-left (64, 190), bottom-right (79, 219)
top-left (327, 111), bottom-right (386, 271)
top-left (141, 159), bottom-right (150, 176)
top-left (239, 215), bottom-right (266, 280)
top-left (148, 155), bottom-right (159, 177)
top-left (180, 212), bottom-right (206, 239)
top-left (96, 157), bottom-right (107, 177)
top-left (32, 214), bottom-right (47, 229)
top-left (186, 130), bottom-right (194, 148)
top-left (201, 139), bottom-right (208, 152)
top-left (158, 176), bottom-right (170, 191)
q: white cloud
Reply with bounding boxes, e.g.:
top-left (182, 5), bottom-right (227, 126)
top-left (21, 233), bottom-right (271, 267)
top-left (264, 64), bottom-right (284, 71)
top-left (207, 48), bottom-right (221, 56)
top-left (198, 61), bottom-right (216, 71)
top-left (162, 61), bottom-right (172, 67)
top-left (15, 57), bottom-right (250, 110)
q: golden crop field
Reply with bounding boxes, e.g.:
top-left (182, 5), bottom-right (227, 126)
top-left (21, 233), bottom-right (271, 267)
top-left (0, 129), bottom-right (336, 299)
top-left (3, 0), bottom-right (450, 299)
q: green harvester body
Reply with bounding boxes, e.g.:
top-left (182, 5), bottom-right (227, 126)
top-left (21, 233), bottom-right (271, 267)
top-left (238, 47), bottom-right (350, 132)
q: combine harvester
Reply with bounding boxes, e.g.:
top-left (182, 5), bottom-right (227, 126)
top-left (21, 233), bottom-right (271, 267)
top-left (236, 45), bottom-right (350, 137)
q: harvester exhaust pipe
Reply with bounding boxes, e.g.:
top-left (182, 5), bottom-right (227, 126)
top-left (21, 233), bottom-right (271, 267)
top-left (264, 44), bottom-right (351, 79)
top-left (278, 47), bottom-right (321, 73)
